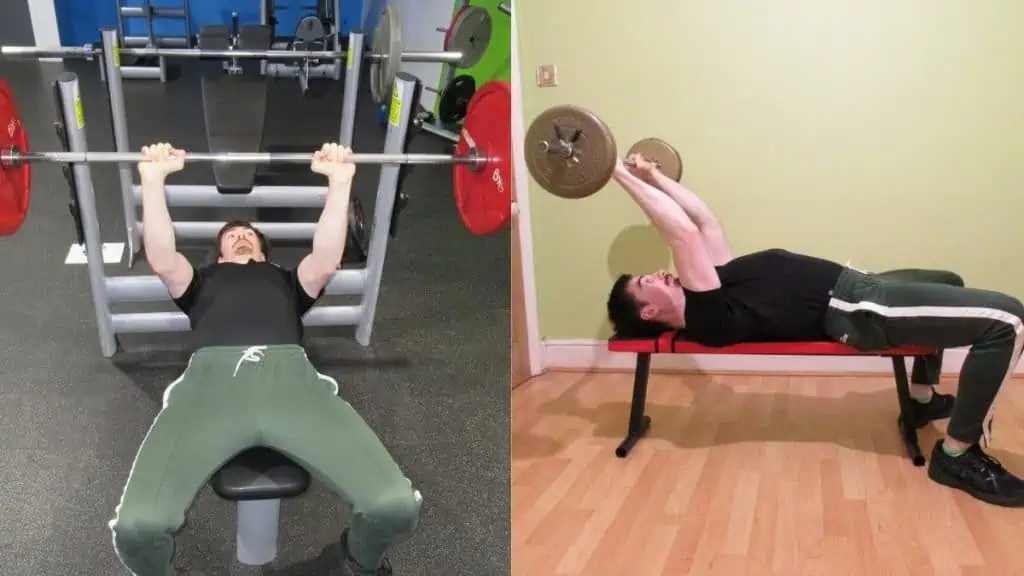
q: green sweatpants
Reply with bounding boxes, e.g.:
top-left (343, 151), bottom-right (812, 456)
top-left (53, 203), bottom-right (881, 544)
top-left (108, 345), bottom-right (421, 576)
top-left (825, 268), bottom-right (1024, 445)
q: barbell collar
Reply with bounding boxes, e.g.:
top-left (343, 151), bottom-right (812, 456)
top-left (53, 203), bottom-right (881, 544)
top-left (0, 149), bottom-right (488, 167)
top-left (0, 45), bottom-right (465, 64)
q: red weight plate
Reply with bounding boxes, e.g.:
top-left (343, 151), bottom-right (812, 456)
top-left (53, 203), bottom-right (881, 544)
top-left (453, 80), bottom-right (512, 236)
top-left (0, 79), bottom-right (31, 236)
top-left (444, 5), bottom-right (472, 52)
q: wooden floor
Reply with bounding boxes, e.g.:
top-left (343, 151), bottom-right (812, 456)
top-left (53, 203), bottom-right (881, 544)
top-left (511, 370), bottom-right (1024, 576)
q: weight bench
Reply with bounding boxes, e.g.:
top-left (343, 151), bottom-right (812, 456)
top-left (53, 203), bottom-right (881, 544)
top-left (607, 333), bottom-right (939, 466)
top-left (199, 24), bottom-right (273, 195)
top-left (210, 447), bottom-right (311, 566)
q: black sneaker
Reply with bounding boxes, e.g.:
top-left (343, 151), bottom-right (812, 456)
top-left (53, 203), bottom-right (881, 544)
top-left (909, 392), bottom-right (955, 428)
top-left (927, 440), bottom-right (1024, 507)
top-left (339, 529), bottom-right (394, 576)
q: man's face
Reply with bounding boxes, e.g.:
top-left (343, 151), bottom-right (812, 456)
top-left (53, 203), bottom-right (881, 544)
top-left (629, 270), bottom-right (686, 325)
top-left (218, 226), bottom-right (265, 264)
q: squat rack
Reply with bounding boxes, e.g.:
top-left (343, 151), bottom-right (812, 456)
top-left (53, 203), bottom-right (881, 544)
top-left (98, 29), bottom-right (381, 265)
top-left (61, 51), bottom-right (423, 357)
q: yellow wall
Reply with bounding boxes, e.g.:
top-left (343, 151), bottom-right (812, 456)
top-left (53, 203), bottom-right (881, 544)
top-left (518, 1), bottom-right (1024, 340)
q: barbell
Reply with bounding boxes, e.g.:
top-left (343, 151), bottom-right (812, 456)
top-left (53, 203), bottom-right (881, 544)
top-left (0, 79), bottom-right (514, 238)
top-left (0, 150), bottom-right (485, 168)
top-left (523, 105), bottom-right (684, 199)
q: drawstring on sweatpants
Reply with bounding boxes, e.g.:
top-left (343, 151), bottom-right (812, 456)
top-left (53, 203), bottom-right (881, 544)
top-left (233, 345), bottom-right (268, 377)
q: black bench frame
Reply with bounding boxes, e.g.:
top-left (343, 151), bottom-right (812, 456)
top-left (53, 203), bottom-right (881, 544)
top-left (614, 350), bottom-right (927, 467)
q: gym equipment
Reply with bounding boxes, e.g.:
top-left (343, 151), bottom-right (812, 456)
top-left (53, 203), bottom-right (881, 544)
top-left (608, 335), bottom-right (937, 465)
top-left (262, 0), bottom-right (343, 89)
top-left (627, 138), bottom-right (683, 181)
top-left (523, 104), bottom-right (684, 199)
top-left (454, 81), bottom-right (511, 235)
top-left (0, 67), bottom-right (510, 237)
top-left (0, 81), bottom-right (30, 236)
top-left (437, 75), bottom-right (476, 124)
top-left (0, 150), bottom-right (486, 167)
top-left (114, 0), bottom-right (192, 81)
top-left (370, 5), bottom-right (404, 104)
top-left (5, 71), bottom-right (445, 361)
top-left (444, 5), bottom-right (492, 68)
top-left (1, 7), bottom-right (464, 104)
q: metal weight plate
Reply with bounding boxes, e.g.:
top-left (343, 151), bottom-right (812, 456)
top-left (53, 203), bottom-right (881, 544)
top-left (370, 5), bottom-right (403, 104)
top-left (344, 196), bottom-right (369, 263)
top-left (0, 79), bottom-right (31, 236)
top-left (438, 75), bottom-right (476, 124)
top-left (626, 138), bottom-right (683, 181)
top-left (445, 5), bottom-right (491, 68)
top-left (524, 105), bottom-right (618, 199)
top-left (453, 81), bottom-right (512, 235)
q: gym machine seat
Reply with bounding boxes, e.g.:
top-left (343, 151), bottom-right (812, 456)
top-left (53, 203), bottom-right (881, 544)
top-left (199, 25), bottom-right (274, 194)
top-left (210, 447), bottom-right (311, 566)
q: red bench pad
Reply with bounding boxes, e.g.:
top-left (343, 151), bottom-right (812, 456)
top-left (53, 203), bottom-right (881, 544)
top-left (608, 333), bottom-right (934, 357)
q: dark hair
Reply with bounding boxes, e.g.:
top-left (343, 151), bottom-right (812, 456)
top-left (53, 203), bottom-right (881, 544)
top-left (607, 273), bottom-right (674, 338)
top-left (216, 220), bottom-right (270, 258)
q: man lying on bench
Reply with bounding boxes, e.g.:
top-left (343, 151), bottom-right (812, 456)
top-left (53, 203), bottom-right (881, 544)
top-left (605, 154), bottom-right (1024, 508)
top-left (108, 143), bottom-right (413, 576)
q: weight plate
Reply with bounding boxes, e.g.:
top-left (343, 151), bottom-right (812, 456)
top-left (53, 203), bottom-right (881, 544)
top-left (453, 81), bottom-right (512, 235)
top-left (446, 5), bottom-right (491, 68)
top-left (626, 138), bottom-right (683, 181)
top-left (524, 105), bottom-right (618, 200)
top-left (438, 75), bottom-right (476, 124)
top-left (0, 79), bottom-right (32, 236)
top-left (370, 5), bottom-right (403, 104)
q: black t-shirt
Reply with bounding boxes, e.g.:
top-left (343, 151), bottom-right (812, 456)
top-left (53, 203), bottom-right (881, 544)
top-left (682, 248), bottom-right (844, 346)
top-left (173, 261), bottom-right (321, 349)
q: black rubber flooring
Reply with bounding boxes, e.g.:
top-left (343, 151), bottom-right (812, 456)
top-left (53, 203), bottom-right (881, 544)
top-left (0, 59), bottom-right (509, 575)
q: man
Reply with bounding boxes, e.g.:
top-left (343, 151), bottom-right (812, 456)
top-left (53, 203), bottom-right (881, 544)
top-left (606, 154), bottom-right (1024, 507)
top-left (108, 143), bottom-right (419, 575)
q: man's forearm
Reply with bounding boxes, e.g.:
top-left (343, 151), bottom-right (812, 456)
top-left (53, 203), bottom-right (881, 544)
top-left (140, 177), bottom-right (178, 271)
top-left (646, 171), bottom-right (721, 231)
top-left (309, 177), bottom-right (353, 269)
top-left (613, 168), bottom-right (698, 238)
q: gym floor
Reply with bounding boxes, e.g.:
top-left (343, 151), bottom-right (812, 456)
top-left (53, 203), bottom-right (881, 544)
top-left (0, 58), bottom-right (509, 575)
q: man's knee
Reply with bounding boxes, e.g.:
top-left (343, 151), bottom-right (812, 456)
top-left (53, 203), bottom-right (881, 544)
top-left (360, 484), bottom-right (422, 535)
top-left (109, 508), bottom-right (178, 552)
top-left (935, 270), bottom-right (965, 287)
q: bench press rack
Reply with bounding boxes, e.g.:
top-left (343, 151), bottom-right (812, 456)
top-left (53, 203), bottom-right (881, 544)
top-left (259, 0), bottom-right (344, 82)
top-left (73, 30), bottom-right (424, 358)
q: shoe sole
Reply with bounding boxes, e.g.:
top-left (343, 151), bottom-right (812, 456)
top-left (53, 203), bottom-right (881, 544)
top-left (928, 466), bottom-right (1024, 508)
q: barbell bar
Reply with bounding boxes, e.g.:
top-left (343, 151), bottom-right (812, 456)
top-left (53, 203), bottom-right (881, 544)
top-left (0, 76), bottom-right (516, 238)
top-left (0, 149), bottom-right (487, 169)
top-left (0, 45), bottom-right (466, 65)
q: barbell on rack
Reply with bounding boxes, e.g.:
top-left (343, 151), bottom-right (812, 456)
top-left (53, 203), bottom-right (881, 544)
top-left (0, 78), bottom-right (514, 238)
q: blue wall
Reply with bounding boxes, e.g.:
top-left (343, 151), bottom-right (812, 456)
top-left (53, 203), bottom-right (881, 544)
top-left (55, 0), bottom-right (365, 47)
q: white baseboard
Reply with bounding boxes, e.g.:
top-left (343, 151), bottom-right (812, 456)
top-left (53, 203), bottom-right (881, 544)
top-left (543, 339), bottom-right (1024, 376)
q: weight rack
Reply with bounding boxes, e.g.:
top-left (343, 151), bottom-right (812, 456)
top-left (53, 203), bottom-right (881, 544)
top-left (74, 37), bottom-right (421, 357)
top-left (114, 0), bottom-right (193, 81)
top-left (100, 28), bottom-right (368, 267)
top-left (260, 0), bottom-right (344, 81)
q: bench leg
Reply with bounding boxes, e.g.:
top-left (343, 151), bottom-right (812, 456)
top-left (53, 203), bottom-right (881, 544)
top-left (616, 353), bottom-right (653, 458)
top-left (236, 499), bottom-right (281, 566)
top-left (891, 357), bottom-right (926, 467)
